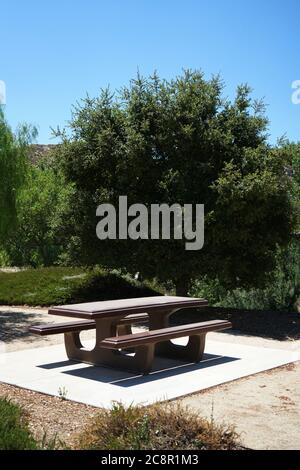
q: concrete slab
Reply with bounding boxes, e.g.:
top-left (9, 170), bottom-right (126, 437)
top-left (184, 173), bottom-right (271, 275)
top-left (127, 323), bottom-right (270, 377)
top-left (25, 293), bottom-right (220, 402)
top-left (0, 338), bottom-right (299, 408)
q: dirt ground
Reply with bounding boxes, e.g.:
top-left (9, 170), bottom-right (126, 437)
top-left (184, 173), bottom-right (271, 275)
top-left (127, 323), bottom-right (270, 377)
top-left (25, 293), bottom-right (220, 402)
top-left (0, 381), bottom-right (99, 448)
top-left (1, 305), bottom-right (300, 450)
top-left (178, 362), bottom-right (300, 450)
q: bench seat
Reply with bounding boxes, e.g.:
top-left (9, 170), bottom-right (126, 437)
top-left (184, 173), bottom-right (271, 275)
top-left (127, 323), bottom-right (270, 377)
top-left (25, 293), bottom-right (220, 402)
top-left (29, 313), bottom-right (148, 336)
top-left (100, 319), bottom-right (232, 349)
top-left (98, 319), bottom-right (232, 374)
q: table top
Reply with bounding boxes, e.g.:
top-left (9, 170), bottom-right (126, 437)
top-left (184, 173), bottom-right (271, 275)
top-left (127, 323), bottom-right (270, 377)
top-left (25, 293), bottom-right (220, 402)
top-left (48, 296), bottom-right (208, 319)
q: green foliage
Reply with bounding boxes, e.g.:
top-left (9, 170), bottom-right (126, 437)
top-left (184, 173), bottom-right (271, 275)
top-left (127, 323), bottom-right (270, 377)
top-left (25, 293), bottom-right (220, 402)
top-left (76, 401), bottom-right (239, 450)
top-left (0, 109), bottom-right (37, 240)
top-left (281, 141), bottom-right (300, 228)
top-left (1, 160), bottom-right (74, 267)
top-left (190, 276), bottom-right (227, 306)
top-left (284, 141), bottom-right (300, 186)
top-left (191, 241), bottom-right (300, 311)
top-left (0, 266), bottom-right (160, 306)
top-left (0, 249), bottom-right (10, 266)
top-left (55, 71), bottom-right (295, 294)
top-left (0, 398), bottom-right (37, 450)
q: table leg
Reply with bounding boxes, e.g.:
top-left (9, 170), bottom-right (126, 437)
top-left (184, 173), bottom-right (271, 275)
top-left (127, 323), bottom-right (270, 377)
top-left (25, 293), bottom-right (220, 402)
top-left (149, 309), bottom-right (206, 362)
top-left (64, 317), bottom-right (155, 374)
top-left (64, 317), bottom-right (117, 364)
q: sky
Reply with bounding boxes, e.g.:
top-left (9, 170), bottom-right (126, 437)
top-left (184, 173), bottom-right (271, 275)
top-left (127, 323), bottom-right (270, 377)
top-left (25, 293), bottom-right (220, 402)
top-left (0, 0), bottom-right (299, 144)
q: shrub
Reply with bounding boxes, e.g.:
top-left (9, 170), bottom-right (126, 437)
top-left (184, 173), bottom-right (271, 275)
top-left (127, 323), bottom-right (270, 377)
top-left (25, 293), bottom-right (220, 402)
top-left (191, 240), bottom-right (300, 312)
top-left (0, 249), bottom-right (10, 267)
top-left (0, 266), bottom-right (161, 306)
top-left (0, 398), bottom-right (37, 450)
top-left (75, 402), bottom-right (240, 450)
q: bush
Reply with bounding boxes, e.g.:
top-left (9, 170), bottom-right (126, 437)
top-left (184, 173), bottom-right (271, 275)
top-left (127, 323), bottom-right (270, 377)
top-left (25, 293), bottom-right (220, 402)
top-left (0, 398), bottom-right (37, 450)
top-left (0, 266), bottom-right (161, 306)
top-left (191, 241), bottom-right (300, 312)
top-left (0, 249), bottom-right (10, 267)
top-left (75, 402), bottom-right (240, 450)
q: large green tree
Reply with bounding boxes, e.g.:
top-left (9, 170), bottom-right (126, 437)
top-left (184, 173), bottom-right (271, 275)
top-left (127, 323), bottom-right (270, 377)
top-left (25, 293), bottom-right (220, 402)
top-left (0, 109), bottom-right (36, 240)
top-left (55, 71), bottom-right (295, 294)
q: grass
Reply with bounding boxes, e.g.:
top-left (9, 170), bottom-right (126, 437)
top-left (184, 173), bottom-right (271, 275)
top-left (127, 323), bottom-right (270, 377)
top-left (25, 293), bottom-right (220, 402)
top-left (0, 267), bottom-right (161, 306)
top-left (0, 398), bottom-right (38, 450)
top-left (75, 401), bottom-right (240, 450)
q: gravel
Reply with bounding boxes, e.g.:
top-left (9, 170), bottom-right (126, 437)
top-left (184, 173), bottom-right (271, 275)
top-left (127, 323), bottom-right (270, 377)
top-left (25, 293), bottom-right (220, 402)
top-left (0, 382), bottom-right (100, 448)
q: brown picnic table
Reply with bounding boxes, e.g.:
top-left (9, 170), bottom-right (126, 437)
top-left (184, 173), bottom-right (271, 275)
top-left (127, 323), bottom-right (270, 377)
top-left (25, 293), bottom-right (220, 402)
top-left (30, 296), bottom-right (232, 374)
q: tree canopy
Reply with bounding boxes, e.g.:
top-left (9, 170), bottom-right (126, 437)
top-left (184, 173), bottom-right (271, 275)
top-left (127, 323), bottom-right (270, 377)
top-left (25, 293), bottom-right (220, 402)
top-left (55, 71), bottom-right (295, 294)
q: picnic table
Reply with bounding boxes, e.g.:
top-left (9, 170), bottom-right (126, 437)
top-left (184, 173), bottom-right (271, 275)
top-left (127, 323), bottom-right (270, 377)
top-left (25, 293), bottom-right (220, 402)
top-left (30, 296), bottom-right (231, 374)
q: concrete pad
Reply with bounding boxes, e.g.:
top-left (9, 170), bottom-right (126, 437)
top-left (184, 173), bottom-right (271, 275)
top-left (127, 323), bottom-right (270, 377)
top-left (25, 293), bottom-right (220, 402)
top-left (0, 338), bottom-right (299, 408)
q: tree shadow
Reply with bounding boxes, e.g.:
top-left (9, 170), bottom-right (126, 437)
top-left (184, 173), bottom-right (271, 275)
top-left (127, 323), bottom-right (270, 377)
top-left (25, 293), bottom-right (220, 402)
top-left (69, 272), bottom-right (161, 304)
top-left (0, 310), bottom-right (49, 343)
top-left (170, 307), bottom-right (300, 341)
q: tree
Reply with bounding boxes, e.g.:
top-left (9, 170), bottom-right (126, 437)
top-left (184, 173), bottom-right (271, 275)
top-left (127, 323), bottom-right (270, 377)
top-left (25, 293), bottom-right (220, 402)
top-left (55, 71), bottom-right (295, 295)
top-left (2, 158), bottom-right (74, 267)
top-left (0, 109), bottom-right (36, 240)
top-left (280, 141), bottom-right (300, 227)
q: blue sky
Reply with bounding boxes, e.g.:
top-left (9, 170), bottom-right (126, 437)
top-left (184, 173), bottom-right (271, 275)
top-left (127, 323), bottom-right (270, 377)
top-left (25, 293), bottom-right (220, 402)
top-left (1, 0), bottom-right (299, 144)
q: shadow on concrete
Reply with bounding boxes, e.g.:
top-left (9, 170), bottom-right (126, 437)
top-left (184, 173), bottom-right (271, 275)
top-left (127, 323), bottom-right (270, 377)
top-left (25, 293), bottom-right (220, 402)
top-left (45, 353), bottom-right (240, 386)
top-left (38, 359), bottom-right (75, 369)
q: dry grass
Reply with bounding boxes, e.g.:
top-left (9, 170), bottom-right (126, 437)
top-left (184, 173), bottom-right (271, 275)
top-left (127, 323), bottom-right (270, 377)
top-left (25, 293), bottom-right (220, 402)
top-left (75, 401), bottom-right (240, 450)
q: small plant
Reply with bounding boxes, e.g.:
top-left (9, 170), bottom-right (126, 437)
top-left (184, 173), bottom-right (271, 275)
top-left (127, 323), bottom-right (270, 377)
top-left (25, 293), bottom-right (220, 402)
top-left (0, 398), bottom-right (38, 450)
top-left (40, 431), bottom-right (66, 450)
top-left (58, 386), bottom-right (68, 400)
top-left (75, 401), bottom-right (240, 450)
top-left (130, 412), bottom-right (150, 450)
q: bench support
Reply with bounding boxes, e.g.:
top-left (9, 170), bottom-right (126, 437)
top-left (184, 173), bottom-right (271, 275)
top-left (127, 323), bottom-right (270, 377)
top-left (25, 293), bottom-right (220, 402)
top-left (64, 331), bottom-right (206, 374)
top-left (148, 308), bottom-right (206, 362)
top-left (64, 318), bottom-right (155, 374)
top-left (155, 334), bottom-right (206, 362)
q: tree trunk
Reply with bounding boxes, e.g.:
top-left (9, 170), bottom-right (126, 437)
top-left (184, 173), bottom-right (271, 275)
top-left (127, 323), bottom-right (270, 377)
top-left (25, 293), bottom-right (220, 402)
top-left (175, 277), bottom-right (190, 297)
